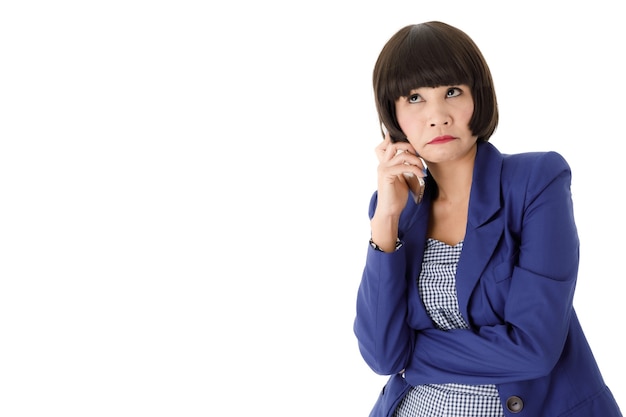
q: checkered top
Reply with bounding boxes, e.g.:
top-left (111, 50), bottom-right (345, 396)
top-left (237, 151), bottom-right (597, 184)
top-left (393, 239), bottom-right (504, 417)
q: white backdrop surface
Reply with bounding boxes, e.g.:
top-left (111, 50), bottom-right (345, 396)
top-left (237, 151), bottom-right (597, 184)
top-left (1, 1), bottom-right (624, 416)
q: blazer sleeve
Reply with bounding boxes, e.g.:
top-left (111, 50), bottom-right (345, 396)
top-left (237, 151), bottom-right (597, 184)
top-left (404, 152), bottom-right (580, 385)
top-left (353, 192), bottom-right (416, 375)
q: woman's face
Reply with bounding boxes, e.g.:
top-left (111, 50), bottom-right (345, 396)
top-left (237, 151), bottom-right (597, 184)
top-left (395, 84), bottom-right (477, 164)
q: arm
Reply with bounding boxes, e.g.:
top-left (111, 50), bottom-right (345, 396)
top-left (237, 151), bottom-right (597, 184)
top-left (405, 152), bottom-right (580, 385)
top-left (354, 135), bottom-right (427, 374)
top-left (354, 243), bottom-right (414, 375)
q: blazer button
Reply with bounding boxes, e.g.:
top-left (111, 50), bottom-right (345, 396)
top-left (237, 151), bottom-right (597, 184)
top-left (506, 396), bottom-right (524, 413)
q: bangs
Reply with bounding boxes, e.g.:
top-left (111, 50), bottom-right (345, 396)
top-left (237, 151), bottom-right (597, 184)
top-left (385, 27), bottom-right (472, 99)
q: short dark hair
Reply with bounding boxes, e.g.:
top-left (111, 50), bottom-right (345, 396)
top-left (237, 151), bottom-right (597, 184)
top-left (373, 21), bottom-right (498, 143)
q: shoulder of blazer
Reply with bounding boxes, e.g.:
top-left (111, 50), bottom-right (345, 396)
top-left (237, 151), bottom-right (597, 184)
top-left (500, 150), bottom-right (572, 197)
top-left (464, 142), bottom-right (572, 229)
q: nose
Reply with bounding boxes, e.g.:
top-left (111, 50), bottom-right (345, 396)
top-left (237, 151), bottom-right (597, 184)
top-left (430, 120), bottom-right (449, 127)
top-left (428, 102), bottom-right (451, 127)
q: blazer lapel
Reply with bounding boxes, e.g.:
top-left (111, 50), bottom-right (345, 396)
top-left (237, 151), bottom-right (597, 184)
top-left (456, 142), bottom-right (504, 322)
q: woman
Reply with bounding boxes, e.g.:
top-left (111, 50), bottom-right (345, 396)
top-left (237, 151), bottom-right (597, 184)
top-left (353, 21), bottom-right (622, 417)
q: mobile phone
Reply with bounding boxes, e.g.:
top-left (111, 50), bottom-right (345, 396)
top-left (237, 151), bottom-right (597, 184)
top-left (403, 160), bottom-right (426, 204)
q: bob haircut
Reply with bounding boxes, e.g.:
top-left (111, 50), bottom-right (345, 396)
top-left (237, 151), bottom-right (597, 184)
top-left (373, 21), bottom-right (498, 143)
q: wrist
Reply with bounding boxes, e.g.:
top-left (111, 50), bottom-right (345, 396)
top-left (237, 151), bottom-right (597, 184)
top-left (370, 238), bottom-right (403, 252)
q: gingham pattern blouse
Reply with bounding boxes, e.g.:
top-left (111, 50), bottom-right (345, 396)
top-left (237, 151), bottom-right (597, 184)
top-left (393, 239), bottom-right (504, 417)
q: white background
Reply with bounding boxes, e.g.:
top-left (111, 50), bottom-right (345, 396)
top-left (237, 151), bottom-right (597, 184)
top-left (1, 1), bottom-right (624, 416)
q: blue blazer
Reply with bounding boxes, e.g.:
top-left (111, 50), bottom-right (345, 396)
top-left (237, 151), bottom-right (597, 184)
top-left (354, 142), bottom-right (622, 417)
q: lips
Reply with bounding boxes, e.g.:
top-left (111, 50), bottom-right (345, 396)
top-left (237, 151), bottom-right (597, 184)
top-left (428, 135), bottom-right (455, 144)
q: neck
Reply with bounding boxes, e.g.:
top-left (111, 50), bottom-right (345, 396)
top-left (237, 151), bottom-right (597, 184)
top-left (428, 146), bottom-right (476, 204)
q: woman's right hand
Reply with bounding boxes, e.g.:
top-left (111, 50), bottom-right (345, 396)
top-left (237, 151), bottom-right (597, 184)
top-left (373, 133), bottom-right (426, 218)
top-left (370, 133), bottom-right (427, 252)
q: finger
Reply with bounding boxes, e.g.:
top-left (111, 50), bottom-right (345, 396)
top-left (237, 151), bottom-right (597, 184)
top-left (375, 132), bottom-right (394, 162)
top-left (393, 150), bottom-right (421, 168)
top-left (382, 162), bottom-right (426, 182)
top-left (389, 160), bottom-right (428, 184)
top-left (393, 143), bottom-right (418, 157)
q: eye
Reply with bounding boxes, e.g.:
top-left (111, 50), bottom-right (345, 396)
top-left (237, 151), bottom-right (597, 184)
top-left (408, 93), bottom-right (423, 103)
top-left (446, 87), bottom-right (462, 98)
